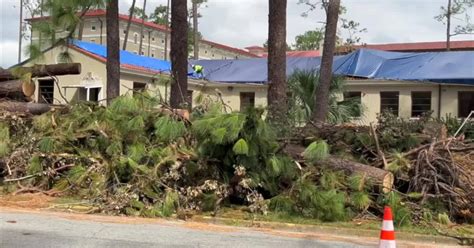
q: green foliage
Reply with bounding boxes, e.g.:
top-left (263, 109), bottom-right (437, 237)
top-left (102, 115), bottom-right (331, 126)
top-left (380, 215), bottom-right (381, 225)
top-left (350, 192), bottom-right (371, 211)
top-left (303, 140), bottom-right (329, 163)
top-left (37, 137), bottom-right (56, 153)
top-left (154, 116), bottom-right (186, 143)
top-left (0, 122), bottom-right (10, 157)
top-left (27, 156), bottom-right (43, 175)
top-left (293, 29), bottom-right (324, 50)
top-left (440, 114), bottom-right (474, 139)
top-left (233, 139), bottom-right (249, 155)
top-left (385, 192), bottom-right (412, 227)
top-left (161, 191), bottom-right (179, 217)
top-left (287, 70), bottom-right (364, 125)
top-left (269, 195), bottom-right (296, 213)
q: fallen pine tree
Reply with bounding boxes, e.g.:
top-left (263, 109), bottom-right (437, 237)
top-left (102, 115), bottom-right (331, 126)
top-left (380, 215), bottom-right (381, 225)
top-left (0, 95), bottom-right (473, 230)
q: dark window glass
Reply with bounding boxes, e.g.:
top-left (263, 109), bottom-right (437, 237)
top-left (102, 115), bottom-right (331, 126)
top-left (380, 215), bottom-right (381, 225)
top-left (411, 91), bottom-right (431, 117)
top-left (240, 92), bottom-right (255, 111)
top-left (380, 91), bottom-right (399, 116)
top-left (343, 91), bottom-right (362, 117)
top-left (133, 82), bottom-right (146, 96)
top-left (458, 92), bottom-right (474, 118)
top-left (89, 88), bottom-right (100, 102)
top-left (38, 79), bottom-right (54, 104)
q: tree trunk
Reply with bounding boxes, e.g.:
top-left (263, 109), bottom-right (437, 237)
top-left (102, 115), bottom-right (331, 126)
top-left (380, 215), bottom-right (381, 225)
top-left (164, 0), bottom-right (170, 60)
top-left (446, 0), bottom-right (452, 51)
top-left (123, 0), bottom-right (137, 50)
top-left (0, 101), bottom-right (51, 115)
top-left (0, 80), bottom-right (28, 99)
top-left (324, 157), bottom-right (394, 193)
top-left (78, 21), bottom-right (84, 40)
top-left (192, 1), bottom-right (199, 59)
top-left (106, 0), bottom-right (120, 105)
top-left (267, 0), bottom-right (288, 122)
top-left (283, 143), bottom-right (393, 193)
top-left (170, 0), bottom-right (188, 108)
top-left (138, 0), bottom-right (147, 55)
top-left (0, 63), bottom-right (82, 82)
top-left (312, 0), bottom-right (340, 123)
top-left (18, 0), bottom-right (24, 64)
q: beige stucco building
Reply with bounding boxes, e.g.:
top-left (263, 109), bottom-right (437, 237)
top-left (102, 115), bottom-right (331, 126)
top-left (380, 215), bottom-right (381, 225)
top-left (22, 42), bottom-right (473, 124)
top-left (28, 9), bottom-right (258, 60)
top-left (23, 44), bottom-right (267, 113)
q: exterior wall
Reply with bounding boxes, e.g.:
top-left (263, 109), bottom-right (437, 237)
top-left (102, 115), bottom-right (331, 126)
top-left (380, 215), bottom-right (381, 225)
top-left (345, 80), bottom-right (474, 124)
top-left (30, 16), bottom-right (254, 60)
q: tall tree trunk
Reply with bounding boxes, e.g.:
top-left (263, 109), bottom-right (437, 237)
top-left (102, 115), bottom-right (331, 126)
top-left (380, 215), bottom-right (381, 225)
top-left (123, 0), bottom-right (137, 50)
top-left (164, 0), bottom-right (170, 60)
top-left (170, 0), bottom-right (188, 108)
top-left (106, 0), bottom-right (120, 105)
top-left (18, 0), bottom-right (23, 63)
top-left (446, 0), bottom-right (452, 51)
top-left (267, 0), bottom-right (288, 122)
top-left (312, 0), bottom-right (340, 123)
top-left (99, 17), bottom-right (103, 44)
top-left (138, 0), bottom-right (147, 55)
top-left (192, 1), bottom-right (199, 59)
top-left (78, 21), bottom-right (84, 40)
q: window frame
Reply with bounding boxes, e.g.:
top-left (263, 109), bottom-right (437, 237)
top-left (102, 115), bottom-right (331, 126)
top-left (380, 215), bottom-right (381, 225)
top-left (380, 91), bottom-right (400, 116)
top-left (411, 91), bottom-right (432, 117)
top-left (240, 92), bottom-right (255, 111)
top-left (458, 91), bottom-right (474, 118)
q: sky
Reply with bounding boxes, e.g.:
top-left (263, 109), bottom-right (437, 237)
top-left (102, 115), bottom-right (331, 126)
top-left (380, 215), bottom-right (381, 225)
top-left (0, 0), bottom-right (473, 68)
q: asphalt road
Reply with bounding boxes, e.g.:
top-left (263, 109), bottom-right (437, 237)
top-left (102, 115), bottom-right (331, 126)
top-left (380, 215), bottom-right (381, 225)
top-left (0, 210), bottom-right (374, 248)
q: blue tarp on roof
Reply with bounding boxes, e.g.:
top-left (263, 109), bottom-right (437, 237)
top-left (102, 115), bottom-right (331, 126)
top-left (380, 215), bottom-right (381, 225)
top-left (192, 49), bottom-right (474, 85)
top-left (73, 40), bottom-right (171, 73)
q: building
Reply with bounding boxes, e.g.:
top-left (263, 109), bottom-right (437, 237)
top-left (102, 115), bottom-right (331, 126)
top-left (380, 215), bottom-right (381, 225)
top-left (20, 41), bottom-right (267, 112)
top-left (246, 40), bottom-right (474, 57)
top-left (16, 40), bottom-right (473, 125)
top-left (27, 9), bottom-right (258, 60)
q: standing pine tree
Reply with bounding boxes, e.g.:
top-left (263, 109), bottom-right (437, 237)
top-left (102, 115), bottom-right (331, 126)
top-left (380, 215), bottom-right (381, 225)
top-left (106, 0), bottom-right (120, 104)
top-left (123, 0), bottom-right (137, 50)
top-left (170, 0), bottom-right (188, 108)
top-left (267, 0), bottom-right (288, 123)
top-left (312, 0), bottom-right (340, 123)
top-left (138, 0), bottom-right (147, 55)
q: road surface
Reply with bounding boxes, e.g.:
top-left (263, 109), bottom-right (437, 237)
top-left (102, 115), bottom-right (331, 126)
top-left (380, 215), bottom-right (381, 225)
top-left (0, 209), bottom-right (374, 248)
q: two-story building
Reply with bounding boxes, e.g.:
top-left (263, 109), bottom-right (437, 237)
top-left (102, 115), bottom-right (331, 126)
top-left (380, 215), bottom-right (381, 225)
top-left (27, 9), bottom-right (258, 60)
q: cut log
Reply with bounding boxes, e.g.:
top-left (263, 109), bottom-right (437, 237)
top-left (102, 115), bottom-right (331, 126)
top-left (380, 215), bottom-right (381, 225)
top-left (283, 143), bottom-right (393, 193)
top-left (0, 80), bottom-right (26, 99)
top-left (0, 101), bottom-right (51, 115)
top-left (324, 157), bottom-right (394, 193)
top-left (0, 63), bottom-right (81, 82)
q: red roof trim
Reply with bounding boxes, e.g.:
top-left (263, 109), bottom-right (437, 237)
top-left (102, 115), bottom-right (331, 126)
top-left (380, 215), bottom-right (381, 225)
top-left (28, 9), bottom-right (259, 58)
top-left (353, 40), bottom-right (474, 51)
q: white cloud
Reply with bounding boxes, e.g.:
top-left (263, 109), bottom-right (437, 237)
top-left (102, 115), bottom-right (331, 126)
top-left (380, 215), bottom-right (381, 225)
top-left (0, 0), bottom-right (473, 68)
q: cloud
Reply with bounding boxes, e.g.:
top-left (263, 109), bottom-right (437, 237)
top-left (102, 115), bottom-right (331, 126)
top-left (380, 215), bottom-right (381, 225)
top-left (0, 0), bottom-right (473, 68)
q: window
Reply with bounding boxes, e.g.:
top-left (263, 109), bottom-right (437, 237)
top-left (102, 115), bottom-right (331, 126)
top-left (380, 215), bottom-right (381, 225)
top-left (161, 39), bottom-right (165, 44)
top-left (343, 91), bottom-right (362, 117)
top-left (90, 39), bottom-right (95, 43)
top-left (204, 50), bottom-right (207, 54)
top-left (134, 34), bottom-right (138, 44)
top-left (240, 92), bottom-right (255, 110)
top-left (88, 88), bottom-right (100, 102)
top-left (380, 91), bottom-right (399, 116)
top-left (123, 29), bottom-right (127, 34)
top-left (133, 82), bottom-right (147, 96)
top-left (187, 90), bottom-right (193, 108)
top-left (38, 79), bottom-right (54, 104)
top-left (140, 51), bottom-right (145, 55)
top-left (458, 92), bottom-right (474, 118)
top-left (133, 51), bottom-right (138, 55)
top-left (152, 37), bottom-right (155, 41)
top-left (91, 25), bottom-right (96, 31)
top-left (211, 54), bottom-right (215, 57)
top-left (411, 91), bottom-right (431, 117)
top-left (151, 53), bottom-right (155, 58)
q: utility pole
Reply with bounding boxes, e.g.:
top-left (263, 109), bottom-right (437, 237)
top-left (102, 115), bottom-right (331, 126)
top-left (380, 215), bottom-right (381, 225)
top-left (192, 0), bottom-right (199, 59)
top-left (164, 0), bottom-right (170, 60)
top-left (18, 0), bottom-right (24, 63)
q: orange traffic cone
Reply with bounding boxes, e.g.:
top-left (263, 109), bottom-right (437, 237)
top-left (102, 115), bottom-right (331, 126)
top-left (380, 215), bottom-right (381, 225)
top-left (379, 206), bottom-right (396, 248)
